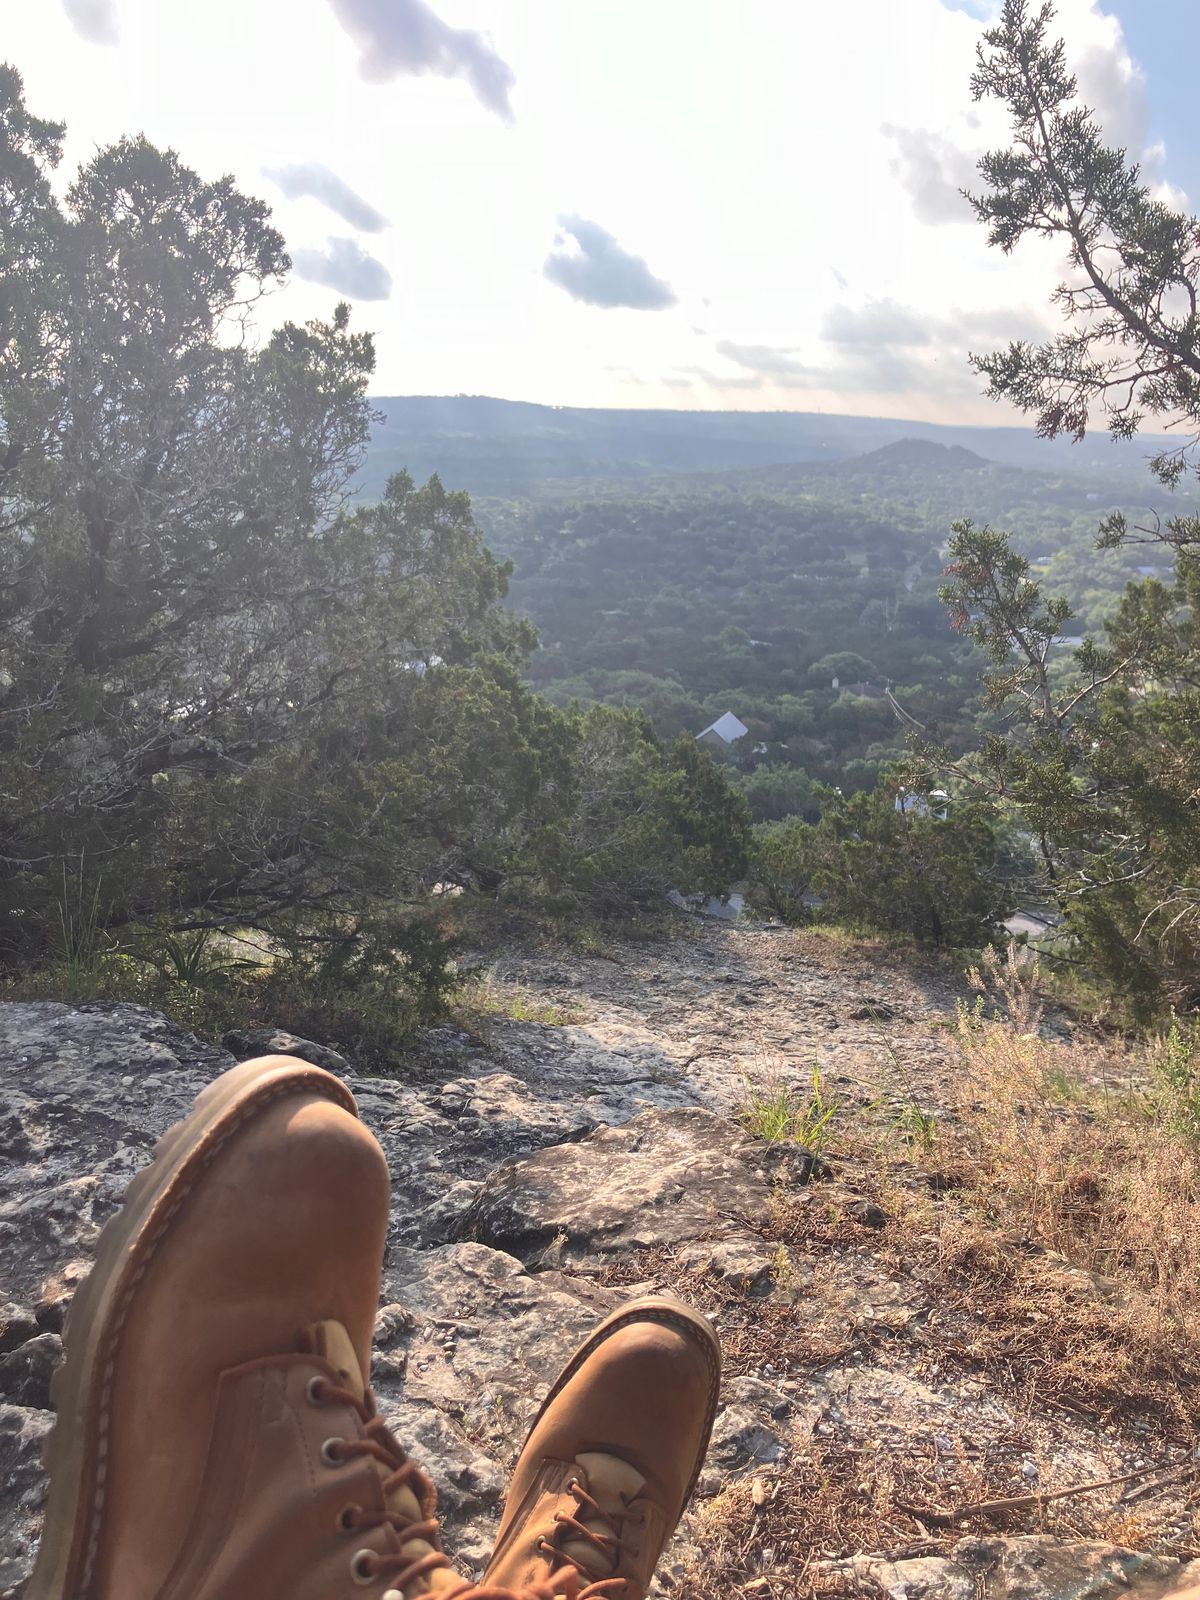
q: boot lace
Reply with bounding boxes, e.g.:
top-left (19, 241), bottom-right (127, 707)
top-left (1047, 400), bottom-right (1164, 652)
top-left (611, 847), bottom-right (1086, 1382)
top-left (310, 1375), bottom-right (457, 1594)
top-left (438, 1579), bottom-right (603, 1600)
top-left (312, 1380), bottom-right (631, 1600)
top-left (530, 1476), bottom-right (639, 1600)
top-left (438, 1580), bottom-right (597, 1600)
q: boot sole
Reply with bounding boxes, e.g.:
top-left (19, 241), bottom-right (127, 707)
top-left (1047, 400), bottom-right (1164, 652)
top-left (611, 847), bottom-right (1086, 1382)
top-left (25, 1055), bottom-right (358, 1600)
top-left (522, 1295), bottom-right (723, 1512)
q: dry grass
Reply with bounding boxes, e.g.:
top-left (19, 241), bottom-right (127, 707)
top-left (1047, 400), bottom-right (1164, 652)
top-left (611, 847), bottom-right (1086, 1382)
top-left (673, 1441), bottom-right (1200, 1600)
top-left (454, 975), bottom-right (588, 1039)
top-left (924, 1218), bottom-right (1200, 1427)
top-left (939, 945), bottom-right (1200, 1331)
top-left (597, 1232), bottom-right (1200, 1599)
top-left (624, 951), bottom-right (1200, 1595)
top-left (673, 1445), bottom-right (960, 1599)
top-left (654, 1195), bottom-right (1200, 1597)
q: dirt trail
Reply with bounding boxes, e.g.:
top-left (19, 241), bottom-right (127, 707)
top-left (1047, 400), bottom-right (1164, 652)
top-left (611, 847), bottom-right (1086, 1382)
top-left (486, 920), bottom-right (967, 1117)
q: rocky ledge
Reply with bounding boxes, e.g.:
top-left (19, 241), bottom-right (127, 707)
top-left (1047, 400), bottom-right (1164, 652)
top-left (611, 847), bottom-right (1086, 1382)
top-left (1, 924), bottom-right (1196, 1600)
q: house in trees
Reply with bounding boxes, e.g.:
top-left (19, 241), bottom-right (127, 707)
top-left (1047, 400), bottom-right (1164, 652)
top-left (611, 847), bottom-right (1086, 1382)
top-left (696, 711), bottom-right (749, 753)
top-left (838, 680), bottom-right (887, 700)
top-left (896, 789), bottom-right (949, 820)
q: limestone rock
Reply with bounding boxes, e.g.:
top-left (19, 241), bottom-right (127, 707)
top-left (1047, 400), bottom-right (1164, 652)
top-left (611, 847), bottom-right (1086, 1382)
top-left (0, 1002), bottom-right (235, 1310)
top-left (0, 1308), bottom-right (37, 1358)
top-left (0, 1405), bottom-right (52, 1599)
top-left (221, 1025), bottom-right (353, 1076)
top-left (0, 1335), bottom-right (61, 1411)
top-left (462, 1106), bottom-right (820, 1265)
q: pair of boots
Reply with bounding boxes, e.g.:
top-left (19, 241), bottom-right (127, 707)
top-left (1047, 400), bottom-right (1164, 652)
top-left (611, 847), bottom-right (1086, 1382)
top-left (27, 1056), bottom-right (721, 1600)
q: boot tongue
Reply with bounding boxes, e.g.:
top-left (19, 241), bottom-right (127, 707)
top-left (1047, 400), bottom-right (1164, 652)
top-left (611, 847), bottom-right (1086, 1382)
top-left (303, 1321), bottom-right (458, 1597)
top-left (557, 1452), bottom-right (646, 1580)
top-left (306, 1319), bottom-right (367, 1404)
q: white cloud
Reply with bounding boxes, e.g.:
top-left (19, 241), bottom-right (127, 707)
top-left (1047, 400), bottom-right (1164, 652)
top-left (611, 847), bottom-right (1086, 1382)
top-left (62, 0), bottom-right (118, 45)
top-left (882, 124), bottom-right (978, 225)
top-left (326, 0), bottom-right (515, 122)
top-left (1072, 20), bottom-right (1148, 160)
top-left (822, 300), bottom-right (933, 349)
top-left (264, 162), bottom-right (388, 232)
top-left (544, 217), bottom-right (676, 311)
top-left (291, 236), bottom-right (393, 300)
top-left (714, 342), bottom-right (810, 388)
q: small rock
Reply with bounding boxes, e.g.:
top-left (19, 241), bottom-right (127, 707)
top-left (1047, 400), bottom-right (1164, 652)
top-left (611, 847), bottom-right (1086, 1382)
top-left (674, 1237), bottom-right (777, 1297)
top-left (710, 1404), bottom-right (788, 1467)
top-left (374, 1304), bottom-right (417, 1346)
top-left (0, 1335), bottom-right (62, 1410)
top-left (0, 1307), bottom-right (37, 1357)
top-left (846, 1197), bottom-right (889, 1229)
top-left (849, 1000), bottom-right (898, 1021)
top-left (220, 1027), bottom-right (352, 1076)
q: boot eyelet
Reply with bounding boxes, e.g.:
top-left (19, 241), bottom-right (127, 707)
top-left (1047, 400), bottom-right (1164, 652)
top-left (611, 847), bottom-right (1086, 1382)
top-left (337, 1503), bottom-right (362, 1534)
top-left (306, 1375), bottom-right (327, 1405)
top-left (351, 1548), bottom-right (377, 1584)
top-left (320, 1438), bottom-right (345, 1467)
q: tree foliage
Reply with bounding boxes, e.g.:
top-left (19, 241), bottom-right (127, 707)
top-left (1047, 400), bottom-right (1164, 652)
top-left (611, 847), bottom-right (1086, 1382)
top-left (968, 1), bottom-right (1200, 494)
top-left (932, 2), bottom-right (1200, 1013)
top-left (747, 778), bottom-right (1011, 946)
top-left (939, 521), bottom-right (1200, 1011)
top-left (0, 68), bottom-right (745, 974)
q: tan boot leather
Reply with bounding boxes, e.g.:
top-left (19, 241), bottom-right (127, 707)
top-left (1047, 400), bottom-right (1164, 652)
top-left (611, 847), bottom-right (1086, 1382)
top-left (26, 1055), bottom-right (464, 1600)
top-left (480, 1298), bottom-right (722, 1600)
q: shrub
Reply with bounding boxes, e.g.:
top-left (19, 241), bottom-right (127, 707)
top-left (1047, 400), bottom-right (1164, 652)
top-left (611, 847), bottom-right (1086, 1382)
top-left (746, 775), bottom-right (1012, 947)
top-left (257, 911), bottom-right (466, 1069)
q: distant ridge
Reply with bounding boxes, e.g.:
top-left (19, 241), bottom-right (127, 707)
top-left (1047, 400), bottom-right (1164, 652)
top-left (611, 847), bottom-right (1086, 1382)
top-left (357, 395), bottom-right (1163, 499)
top-left (846, 438), bottom-right (991, 473)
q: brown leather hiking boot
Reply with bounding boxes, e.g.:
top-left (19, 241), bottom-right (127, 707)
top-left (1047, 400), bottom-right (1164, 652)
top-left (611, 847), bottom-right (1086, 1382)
top-left (26, 1055), bottom-right (465, 1600)
top-left (480, 1298), bottom-right (722, 1600)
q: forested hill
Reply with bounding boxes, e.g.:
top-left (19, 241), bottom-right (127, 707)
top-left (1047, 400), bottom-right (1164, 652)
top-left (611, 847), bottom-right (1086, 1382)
top-left (489, 483), bottom-right (978, 802)
top-left (359, 395), bottom-right (1165, 499)
top-left (472, 443), bottom-right (1191, 812)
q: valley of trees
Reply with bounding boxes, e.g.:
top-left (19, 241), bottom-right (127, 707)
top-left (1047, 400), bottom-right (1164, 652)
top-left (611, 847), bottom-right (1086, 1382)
top-left (494, 477), bottom-right (977, 798)
top-left (473, 445), bottom-right (1182, 815)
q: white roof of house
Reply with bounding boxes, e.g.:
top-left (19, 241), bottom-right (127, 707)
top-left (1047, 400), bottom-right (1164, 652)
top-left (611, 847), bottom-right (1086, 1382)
top-left (697, 712), bottom-right (749, 744)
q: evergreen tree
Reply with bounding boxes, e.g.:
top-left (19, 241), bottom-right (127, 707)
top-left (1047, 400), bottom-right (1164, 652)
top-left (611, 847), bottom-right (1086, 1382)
top-left (0, 68), bottom-right (746, 966)
top-left (933, 2), bottom-right (1200, 1012)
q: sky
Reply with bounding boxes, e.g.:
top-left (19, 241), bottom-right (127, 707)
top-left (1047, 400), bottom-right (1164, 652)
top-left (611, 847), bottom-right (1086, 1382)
top-left (5, 0), bottom-right (1194, 423)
